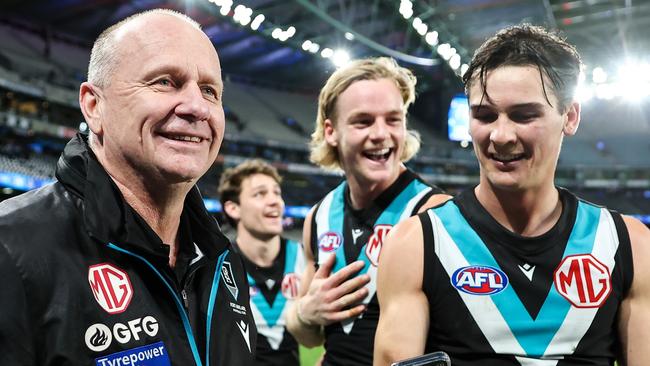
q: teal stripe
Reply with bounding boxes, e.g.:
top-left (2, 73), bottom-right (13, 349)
top-left (329, 183), bottom-right (347, 274)
top-left (284, 240), bottom-right (299, 276)
top-left (206, 250), bottom-right (229, 366)
top-left (435, 201), bottom-right (601, 357)
top-left (107, 243), bottom-right (202, 366)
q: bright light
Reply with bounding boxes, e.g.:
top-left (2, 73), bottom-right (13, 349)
top-left (286, 26), bottom-right (296, 38)
top-left (401, 8), bottom-right (413, 19)
top-left (309, 43), bottom-right (320, 53)
top-left (595, 83), bottom-right (616, 100)
top-left (575, 84), bottom-right (594, 103)
top-left (79, 122), bottom-right (88, 132)
top-left (321, 48), bottom-right (334, 58)
top-left (345, 32), bottom-right (355, 41)
top-left (412, 17), bottom-right (422, 28)
top-left (460, 63), bottom-right (469, 76)
top-left (250, 14), bottom-right (265, 30)
top-left (332, 49), bottom-right (351, 67)
top-left (416, 23), bottom-right (428, 36)
top-left (302, 40), bottom-right (312, 51)
top-left (592, 67), bottom-right (607, 84)
top-left (460, 140), bottom-right (469, 148)
top-left (437, 43), bottom-right (452, 60)
top-left (425, 31), bottom-right (438, 46)
top-left (219, 5), bottom-right (231, 16)
top-left (271, 28), bottom-right (281, 39)
top-left (449, 54), bottom-right (461, 70)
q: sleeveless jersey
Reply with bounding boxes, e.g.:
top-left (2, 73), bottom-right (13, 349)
top-left (420, 188), bottom-right (633, 366)
top-left (241, 238), bottom-right (304, 366)
top-left (311, 169), bottom-right (442, 365)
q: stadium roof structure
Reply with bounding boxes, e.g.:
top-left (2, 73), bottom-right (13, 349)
top-left (1, 0), bottom-right (650, 94)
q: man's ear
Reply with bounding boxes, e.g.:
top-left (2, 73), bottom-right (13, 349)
top-left (323, 118), bottom-right (338, 147)
top-left (79, 82), bottom-right (104, 137)
top-left (223, 200), bottom-right (240, 221)
top-left (563, 101), bottom-right (581, 136)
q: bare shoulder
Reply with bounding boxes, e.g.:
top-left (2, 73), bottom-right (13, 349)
top-left (417, 193), bottom-right (453, 213)
top-left (380, 214), bottom-right (426, 288)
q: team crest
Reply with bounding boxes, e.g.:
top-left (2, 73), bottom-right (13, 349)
top-left (318, 232), bottom-right (342, 252)
top-left (221, 261), bottom-right (239, 300)
top-left (88, 263), bottom-right (133, 314)
top-left (554, 254), bottom-right (612, 308)
top-left (281, 273), bottom-right (300, 299)
top-left (365, 225), bottom-right (392, 266)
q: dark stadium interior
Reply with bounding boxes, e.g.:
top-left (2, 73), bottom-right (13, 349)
top-left (1, 0), bottom-right (650, 235)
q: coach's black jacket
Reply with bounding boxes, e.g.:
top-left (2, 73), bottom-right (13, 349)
top-left (0, 134), bottom-right (256, 365)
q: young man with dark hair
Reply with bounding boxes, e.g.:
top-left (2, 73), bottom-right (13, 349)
top-left (375, 24), bottom-right (650, 366)
top-left (219, 159), bottom-right (304, 366)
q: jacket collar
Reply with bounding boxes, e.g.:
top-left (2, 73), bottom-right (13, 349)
top-left (55, 133), bottom-right (228, 259)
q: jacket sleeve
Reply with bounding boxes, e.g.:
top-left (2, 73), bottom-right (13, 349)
top-left (0, 240), bottom-right (35, 365)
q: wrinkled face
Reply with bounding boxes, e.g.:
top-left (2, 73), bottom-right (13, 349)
top-left (96, 15), bottom-right (225, 185)
top-left (235, 173), bottom-right (285, 238)
top-left (325, 78), bottom-right (406, 189)
top-left (468, 65), bottom-right (580, 192)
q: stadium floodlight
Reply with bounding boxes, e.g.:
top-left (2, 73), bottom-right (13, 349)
top-left (460, 63), bottom-right (469, 77)
top-left (309, 42), bottom-right (320, 53)
top-left (416, 23), bottom-right (428, 36)
top-left (250, 14), bottom-right (265, 30)
top-left (437, 43), bottom-right (452, 60)
top-left (321, 48), bottom-right (334, 58)
top-left (412, 17), bottom-right (422, 28)
top-left (425, 31), bottom-right (439, 46)
top-left (302, 40), bottom-right (313, 51)
top-left (449, 54), bottom-right (461, 70)
top-left (345, 32), bottom-right (355, 41)
top-left (286, 26), bottom-right (296, 38)
top-left (592, 67), bottom-right (607, 84)
top-left (219, 5), bottom-right (231, 16)
top-left (575, 83), bottom-right (594, 103)
top-left (595, 83), bottom-right (616, 100)
top-left (271, 28), bottom-right (281, 39)
top-left (332, 49), bottom-right (351, 68)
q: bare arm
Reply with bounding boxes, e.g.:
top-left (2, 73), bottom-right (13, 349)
top-left (374, 215), bottom-right (429, 366)
top-left (618, 216), bottom-right (650, 365)
top-left (286, 208), bottom-right (370, 347)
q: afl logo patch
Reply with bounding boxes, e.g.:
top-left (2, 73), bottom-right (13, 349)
top-left (88, 263), bottom-right (133, 314)
top-left (318, 232), bottom-right (342, 252)
top-left (451, 265), bottom-right (508, 296)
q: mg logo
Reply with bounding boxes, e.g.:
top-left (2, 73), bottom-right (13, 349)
top-left (88, 263), bottom-right (133, 314)
top-left (365, 225), bottom-right (392, 266)
top-left (554, 254), bottom-right (612, 308)
top-left (281, 273), bottom-right (300, 299)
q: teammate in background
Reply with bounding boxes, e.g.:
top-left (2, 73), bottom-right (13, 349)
top-left (218, 159), bottom-right (304, 366)
top-left (0, 9), bottom-right (256, 365)
top-left (285, 57), bottom-right (449, 365)
top-left (374, 24), bottom-right (650, 366)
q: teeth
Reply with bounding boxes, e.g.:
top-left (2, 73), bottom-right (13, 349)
top-left (171, 135), bottom-right (202, 143)
top-left (493, 153), bottom-right (523, 162)
top-left (367, 148), bottom-right (391, 156)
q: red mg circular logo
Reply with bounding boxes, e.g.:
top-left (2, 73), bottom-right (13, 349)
top-left (281, 273), bottom-right (300, 299)
top-left (88, 263), bottom-right (133, 314)
top-left (318, 232), bottom-right (342, 252)
top-left (554, 254), bottom-right (612, 308)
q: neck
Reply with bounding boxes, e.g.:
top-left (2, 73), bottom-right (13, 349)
top-left (475, 182), bottom-right (562, 237)
top-left (346, 165), bottom-right (405, 210)
top-left (236, 228), bottom-right (281, 268)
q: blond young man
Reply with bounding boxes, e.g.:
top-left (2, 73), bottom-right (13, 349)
top-left (286, 57), bottom-right (448, 365)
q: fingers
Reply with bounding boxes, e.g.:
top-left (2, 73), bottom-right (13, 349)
top-left (313, 253), bottom-right (336, 279)
top-left (333, 286), bottom-right (369, 310)
top-left (327, 260), bottom-right (366, 287)
top-left (329, 273), bottom-right (370, 300)
top-left (325, 304), bottom-right (367, 324)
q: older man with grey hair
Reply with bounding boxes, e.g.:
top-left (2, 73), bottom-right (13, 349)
top-left (0, 9), bottom-right (256, 365)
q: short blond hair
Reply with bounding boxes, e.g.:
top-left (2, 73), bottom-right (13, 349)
top-left (309, 57), bottom-right (421, 171)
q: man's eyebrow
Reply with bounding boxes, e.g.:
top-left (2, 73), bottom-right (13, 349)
top-left (470, 102), bottom-right (545, 112)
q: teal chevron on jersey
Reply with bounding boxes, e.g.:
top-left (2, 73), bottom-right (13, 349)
top-left (248, 240), bottom-right (301, 328)
top-left (434, 200), bottom-right (602, 358)
top-left (327, 179), bottom-right (432, 274)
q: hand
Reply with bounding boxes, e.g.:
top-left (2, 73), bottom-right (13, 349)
top-left (298, 254), bottom-right (371, 326)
